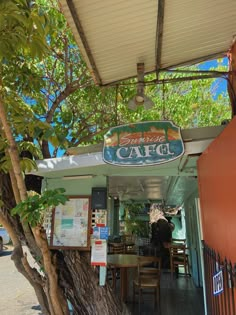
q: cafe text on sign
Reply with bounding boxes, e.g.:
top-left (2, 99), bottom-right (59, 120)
top-left (103, 121), bottom-right (184, 166)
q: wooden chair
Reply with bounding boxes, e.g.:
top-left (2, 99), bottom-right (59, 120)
top-left (108, 242), bottom-right (125, 254)
top-left (122, 234), bottom-right (134, 243)
top-left (133, 256), bottom-right (161, 314)
top-left (107, 243), bottom-right (125, 289)
top-left (172, 239), bottom-right (190, 274)
top-left (169, 243), bottom-right (189, 278)
top-left (121, 234), bottom-right (137, 254)
top-left (172, 238), bottom-right (187, 245)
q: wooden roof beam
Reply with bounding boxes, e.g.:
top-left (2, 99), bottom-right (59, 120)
top-left (66, 0), bottom-right (102, 85)
top-left (155, 0), bottom-right (165, 78)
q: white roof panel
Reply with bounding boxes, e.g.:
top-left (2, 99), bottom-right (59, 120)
top-left (58, 0), bottom-right (236, 85)
top-left (162, 0), bottom-right (235, 68)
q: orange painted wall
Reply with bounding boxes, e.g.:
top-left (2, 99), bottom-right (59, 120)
top-left (197, 116), bottom-right (236, 261)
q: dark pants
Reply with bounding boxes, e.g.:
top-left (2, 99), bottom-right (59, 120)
top-left (151, 220), bottom-right (172, 268)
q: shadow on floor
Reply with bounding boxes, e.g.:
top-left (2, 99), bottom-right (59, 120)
top-left (116, 270), bottom-right (204, 315)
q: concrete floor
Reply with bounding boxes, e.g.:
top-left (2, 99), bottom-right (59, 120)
top-left (0, 246), bottom-right (41, 315)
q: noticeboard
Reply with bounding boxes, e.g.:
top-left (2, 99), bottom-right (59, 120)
top-left (50, 196), bottom-right (91, 250)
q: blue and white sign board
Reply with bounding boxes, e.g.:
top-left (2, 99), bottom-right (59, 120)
top-left (103, 121), bottom-right (184, 166)
top-left (213, 270), bottom-right (224, 296)
top-left (93, 226), bottom-right (109, 240)
top-left (100, 227), bottom-right (109, 240)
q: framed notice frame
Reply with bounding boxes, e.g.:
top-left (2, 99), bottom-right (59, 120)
top-left (50, 196), bottom-right (91, 250)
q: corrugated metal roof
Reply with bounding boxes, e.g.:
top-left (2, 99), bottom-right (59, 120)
top-left (58, 0), bottom-right (236, 86)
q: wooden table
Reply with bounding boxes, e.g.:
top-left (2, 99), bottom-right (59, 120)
top-left (107, 254), bottom-right (139, 302)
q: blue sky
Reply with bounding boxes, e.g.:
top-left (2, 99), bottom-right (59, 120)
top-left (199, 57), bottom-right (228, 97)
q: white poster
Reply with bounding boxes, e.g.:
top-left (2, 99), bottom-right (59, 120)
top-left (91, 240), bottom-right (107, 266)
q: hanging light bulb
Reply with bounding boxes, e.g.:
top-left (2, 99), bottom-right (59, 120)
top-left (128, 95), bottom-right (154, 110)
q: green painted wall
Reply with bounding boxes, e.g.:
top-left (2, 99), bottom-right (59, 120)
top-left (184, 188), bottom-right (202, 287)
top-left (42, 175), bottom-right (107, 196)
top-left (172, 215), bottom-right (186, 239)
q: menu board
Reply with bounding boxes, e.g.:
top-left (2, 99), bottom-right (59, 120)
top-left (50, 196), bottom-right (91, 250)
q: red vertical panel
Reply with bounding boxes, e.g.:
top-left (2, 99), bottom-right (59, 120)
top-left (198, 116), bottom-right (236, 261)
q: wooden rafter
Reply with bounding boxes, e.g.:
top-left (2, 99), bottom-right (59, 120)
top-left (66, 0), bottom-right (102, 85)
top-left (155, 0), bottom-right (165, 78)
top-left (107, 70), bottom-right (228, 87)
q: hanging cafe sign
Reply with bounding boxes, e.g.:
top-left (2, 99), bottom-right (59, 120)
top-left (103, 121), bottom-right (184, 166)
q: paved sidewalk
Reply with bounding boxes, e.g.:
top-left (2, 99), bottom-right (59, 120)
top-left (0, 246), bottom-right (42, 315)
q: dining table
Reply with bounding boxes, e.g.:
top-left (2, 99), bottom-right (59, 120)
top-left (107, 254), bottom-right (139, 302)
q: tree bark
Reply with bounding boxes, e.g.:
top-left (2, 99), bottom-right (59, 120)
top-left (58, 250), bottom-right (131, 315)
top-left (0, 205), bottom-right (50, 315)
top-left (0, 98), bottom-right (28, 202)
top-left (0, 100), bottom-right (41, 257)
top-left (228, 36), bottom-right (236, 117)
top-left (32, 226), bottom-right (70, 315)
top-left (0, 97), bottom-right (71, 315)
top-left (0, 172), bottom-right (51, 315)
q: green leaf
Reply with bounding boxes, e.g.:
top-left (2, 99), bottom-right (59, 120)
top-left (20, 158), bottom-right (37, 173)
top-left (11, 188), bottom-right (68, 226)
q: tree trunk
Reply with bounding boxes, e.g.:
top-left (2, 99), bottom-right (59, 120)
top-left (32, 226), bottom-right (70, 315)
top-left (228, 36), bottom-right (236, 117)
top-left (0, 174), bottom-right (51, 315)
top-left (58, 250), bottom-right (131, 315)
top-left (0, 97), bottom-right (71, 315)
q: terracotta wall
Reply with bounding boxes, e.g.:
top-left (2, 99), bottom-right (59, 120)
top-left (197, 117), bottom-right (236, 261)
